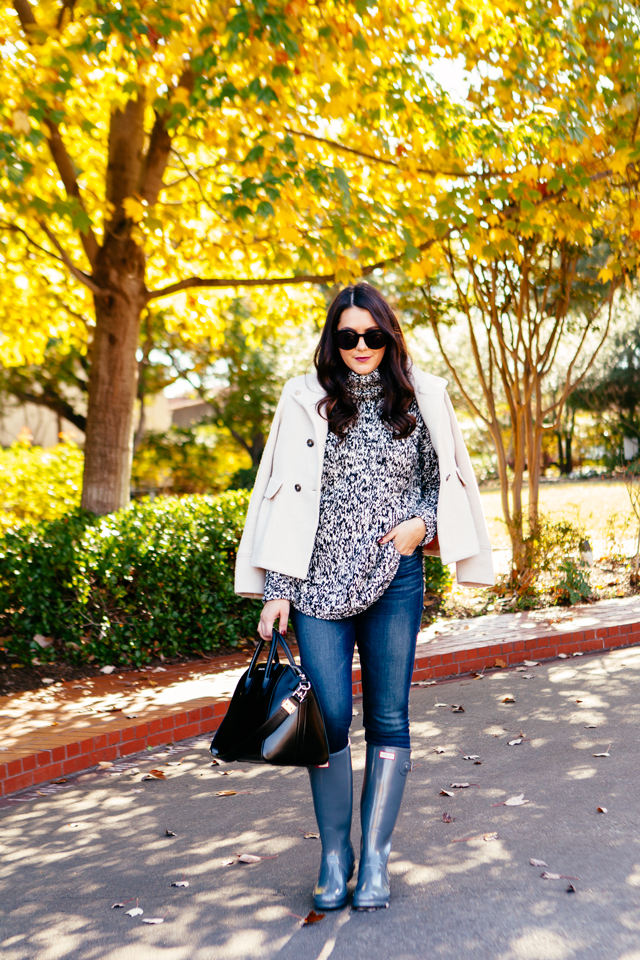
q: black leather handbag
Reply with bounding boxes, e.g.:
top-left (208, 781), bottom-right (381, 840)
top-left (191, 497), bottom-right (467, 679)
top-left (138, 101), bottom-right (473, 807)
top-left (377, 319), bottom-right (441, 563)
top-left (210, 629), bottom-right (329, 766)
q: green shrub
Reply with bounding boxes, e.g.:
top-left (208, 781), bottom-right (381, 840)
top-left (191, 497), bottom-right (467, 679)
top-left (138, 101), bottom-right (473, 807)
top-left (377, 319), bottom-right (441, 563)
top-left (0, 492), bottom-right (261, 666)
top-left (423, 556), bottom-right (453, 595)
top-left (552, 559), bottom-right (592, 605)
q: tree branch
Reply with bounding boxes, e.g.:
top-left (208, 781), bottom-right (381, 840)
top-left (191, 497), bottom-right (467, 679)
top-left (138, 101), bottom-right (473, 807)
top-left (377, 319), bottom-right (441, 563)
top-left (9, 385), bottom-right (87, 433)
top-left (285, 128), bottom-right (489, 179)
top-left (146, 230), bottom-right (449, 302)
top-left (13, 1), bottom-right (99, 267)
top-left (44, 121), bottom-right (100, 266)
top-left (37, 222), bottom-right (106, 295)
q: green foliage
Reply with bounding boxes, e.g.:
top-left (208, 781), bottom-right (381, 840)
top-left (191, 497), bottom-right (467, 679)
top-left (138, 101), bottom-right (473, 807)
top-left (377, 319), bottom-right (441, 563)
top-left (228, 465), bottom-right (259, 491)
top-left (131, 426), bottom-right (249, 496)
top-left (0, 436), bottom-right (83, 533)
top-left (423, 556), bottom-right (453, 596)
top-left (552, 559), bottom-right (592, 606)
top-left (522, 515), bottom-right (586, 575)
top-left (0, 492), bottom-right (260, 666)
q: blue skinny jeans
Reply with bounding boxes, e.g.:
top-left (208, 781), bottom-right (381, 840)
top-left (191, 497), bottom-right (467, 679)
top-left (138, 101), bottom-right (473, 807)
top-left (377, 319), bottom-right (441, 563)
top-left (290, 550), bottom-right (424, 753)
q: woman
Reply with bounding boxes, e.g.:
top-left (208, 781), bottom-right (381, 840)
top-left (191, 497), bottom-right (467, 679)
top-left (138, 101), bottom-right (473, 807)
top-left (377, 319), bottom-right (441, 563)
top-left (235, 283), bottom-right (493, 911)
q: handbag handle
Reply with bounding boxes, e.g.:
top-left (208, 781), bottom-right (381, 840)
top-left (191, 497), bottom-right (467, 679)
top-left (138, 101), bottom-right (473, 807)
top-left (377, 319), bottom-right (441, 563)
top-left (247, 628), bottom-right (297, 683)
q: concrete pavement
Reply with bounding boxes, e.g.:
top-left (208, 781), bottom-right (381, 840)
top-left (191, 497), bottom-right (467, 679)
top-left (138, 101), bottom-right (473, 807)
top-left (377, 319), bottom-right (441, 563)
top-left (2, 646), bottom-right (640, 960)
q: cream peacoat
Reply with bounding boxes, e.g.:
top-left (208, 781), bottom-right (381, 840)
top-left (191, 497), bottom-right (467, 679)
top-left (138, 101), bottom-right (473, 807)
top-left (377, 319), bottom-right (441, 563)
top-left (234, 366), bottom-right (494, 598)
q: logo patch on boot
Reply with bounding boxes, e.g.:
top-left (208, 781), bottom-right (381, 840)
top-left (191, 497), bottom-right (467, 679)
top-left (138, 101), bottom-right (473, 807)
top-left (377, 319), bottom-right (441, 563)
top-left (379, 750), bottom-right (396, 760)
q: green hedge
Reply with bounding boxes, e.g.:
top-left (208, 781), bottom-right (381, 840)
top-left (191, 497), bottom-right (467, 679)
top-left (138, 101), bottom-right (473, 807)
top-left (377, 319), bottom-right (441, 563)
top-left (0, 492), bottom-right (261, 667)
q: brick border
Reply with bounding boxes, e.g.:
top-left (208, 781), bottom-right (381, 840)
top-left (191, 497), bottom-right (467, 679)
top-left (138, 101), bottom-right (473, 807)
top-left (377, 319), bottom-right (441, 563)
top-left (2, 620), bottom-right (639, 797)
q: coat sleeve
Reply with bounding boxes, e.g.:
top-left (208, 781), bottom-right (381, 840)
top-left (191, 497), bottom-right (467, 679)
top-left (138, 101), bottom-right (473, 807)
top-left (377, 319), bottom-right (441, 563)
top-left (234, 385), bottom-right (288, 598)
top-left (444, 391), bottom-right (495, 587)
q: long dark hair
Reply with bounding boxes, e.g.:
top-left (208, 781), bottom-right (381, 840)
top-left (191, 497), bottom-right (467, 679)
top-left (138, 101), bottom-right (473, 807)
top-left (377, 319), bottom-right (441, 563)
top-left (314, 283), bottom-right (416, 439)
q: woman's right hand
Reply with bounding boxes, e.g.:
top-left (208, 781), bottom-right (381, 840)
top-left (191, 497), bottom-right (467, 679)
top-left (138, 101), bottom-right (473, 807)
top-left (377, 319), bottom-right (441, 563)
top-left (258, 599), bottom-right (290, 641)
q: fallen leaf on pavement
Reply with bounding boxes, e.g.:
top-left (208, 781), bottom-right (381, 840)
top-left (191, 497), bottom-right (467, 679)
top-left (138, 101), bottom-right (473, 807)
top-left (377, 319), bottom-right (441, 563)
top-left (166, 760), bottom-right (182, 766)
top-left (508, 739), bottom-right (523, 746)
top-left (452, 705), bottom-right (465, 713)
top-left (442, 812), bottom-right (455, 823)
top-left (470, 670), bottom-right (485, 679)
top-left (572, 652), bottom-right (584, 657)
top-left (521, 674), bottom-right (535, 679)
top-left (597, 807), bottom-right (607, 813)
top-left (450, 782), bottom-right (473, 789)
top-left (585, 724), bottom-right (597, 729)
top-left (567, 884), bottom-right (577, 892)
top-left (221, 858), bottom-right (235, 866)
top-left (558, 653), bottom-right (568, 659)
top-left (124, 715), bottom-right (139, 719)
top-left (593, 746), bottom-right (611, 757)
top-left (494, 659), bottom-right (507, 668)
top-left (216, 790), bottom-right (237, 797)
top-left (463, 755), bottom-right (480, 761)
top-left (440, 789), bottom-right (455, 797)
top-left (541, 872), bottom-right (579, 880)
top-left (435, 702), bottom-right (448, 707)
top-left (165, 830), bottom-right (177, 837)
top-left (530, 859), bottom-right (547, 867)
top-left (516, 667), bottom-right (527, 672)
top-left (236, 852), bottom-right (278, 863)
top-left (434, 746), bottom-right (446, 754)
top-left (52, 778), bottom-right (68, 785)
top-left (483, 832), bottom-right (498, 841)
top-left (126, 907), bottom-right (143, 917)
top-left (303, 910), bottom-right (325, 925)
top-left (171, 881), bottom-right (189, 887)
top-left (142, 918), bottom-right (164, 924)
top-left (503, 794), bottom-right (530, 806)
top-left (98, 761), bottom-right (114, 769)
top-left (303, 832), bottom-right (320, 839)
top-left (142, 770), bottom-right (166, 780)
top-left (523, 660), bottom-right (539, 667)
top-left (575, 699), bottom-right (583, 703)
top-left (501, 696), bottom-right (516, 703)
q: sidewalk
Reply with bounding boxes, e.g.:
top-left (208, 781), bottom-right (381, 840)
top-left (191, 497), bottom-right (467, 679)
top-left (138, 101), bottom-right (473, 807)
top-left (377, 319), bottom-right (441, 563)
top-left (2, 648), bottom-right (639, 960)
top-left (2, 595), bottom-right (640, 797)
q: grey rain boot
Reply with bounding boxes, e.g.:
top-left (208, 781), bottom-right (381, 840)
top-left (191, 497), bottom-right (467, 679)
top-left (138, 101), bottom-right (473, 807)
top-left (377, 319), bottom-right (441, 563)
top-left (352, 744), bottom-right (412, 910)
top-left (308, 743), bottom-right (355, 910)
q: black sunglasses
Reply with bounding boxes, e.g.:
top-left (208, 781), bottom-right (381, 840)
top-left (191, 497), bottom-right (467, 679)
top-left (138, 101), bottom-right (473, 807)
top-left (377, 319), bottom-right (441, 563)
top-left (335, 327), bottom-right (388, 351)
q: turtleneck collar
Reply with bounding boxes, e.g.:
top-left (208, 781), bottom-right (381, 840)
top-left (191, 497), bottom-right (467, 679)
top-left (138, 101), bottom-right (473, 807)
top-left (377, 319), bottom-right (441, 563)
top-left (345, 367), bottom-right (384, 401)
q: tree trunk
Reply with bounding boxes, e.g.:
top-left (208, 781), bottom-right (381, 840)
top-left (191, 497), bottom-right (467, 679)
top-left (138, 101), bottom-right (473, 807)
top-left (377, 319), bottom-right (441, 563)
top-left (81, 238), bottom-right (146, 514)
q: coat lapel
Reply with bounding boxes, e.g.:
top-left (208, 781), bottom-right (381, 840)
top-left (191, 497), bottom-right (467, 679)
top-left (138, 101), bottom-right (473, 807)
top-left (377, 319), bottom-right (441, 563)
top-left (292, 371), bottom-right (329, 450)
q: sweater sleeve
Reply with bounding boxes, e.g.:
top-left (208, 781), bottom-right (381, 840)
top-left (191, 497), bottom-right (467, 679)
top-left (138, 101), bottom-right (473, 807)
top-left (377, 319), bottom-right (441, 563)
top-left (412, 416), bottom-right (439, 546)
top-left (263, 569), bottom-right (299, 603)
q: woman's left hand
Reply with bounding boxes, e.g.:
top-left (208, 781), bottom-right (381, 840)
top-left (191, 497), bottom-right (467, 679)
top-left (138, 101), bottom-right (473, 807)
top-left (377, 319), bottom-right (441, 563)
top-left (379, 517), bottom-right (427, 556)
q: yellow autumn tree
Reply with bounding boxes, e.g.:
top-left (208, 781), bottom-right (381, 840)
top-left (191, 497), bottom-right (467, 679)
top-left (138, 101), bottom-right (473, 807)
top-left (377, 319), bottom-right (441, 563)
top-left (293, 0), bottom-right (640, 573)
top-left (1, 0), bottom-right (441, 513)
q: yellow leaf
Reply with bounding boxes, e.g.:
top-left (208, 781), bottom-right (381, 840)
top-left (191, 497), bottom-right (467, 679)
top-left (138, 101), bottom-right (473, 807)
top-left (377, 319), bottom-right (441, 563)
top-left (123, 197), bottom-right (146, 223)
top-left (610, 149), bottom-right (634, 175)
top-left (12, 110), bottom-right (31, 134)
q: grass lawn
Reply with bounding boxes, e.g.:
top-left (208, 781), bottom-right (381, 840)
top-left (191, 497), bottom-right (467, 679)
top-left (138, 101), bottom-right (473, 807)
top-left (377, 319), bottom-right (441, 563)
top-left (479, 479), bottom-right (638, 554)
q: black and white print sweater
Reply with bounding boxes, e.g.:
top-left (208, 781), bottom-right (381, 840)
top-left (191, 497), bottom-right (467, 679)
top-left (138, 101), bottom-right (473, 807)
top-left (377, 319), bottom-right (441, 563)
top-left (263, 367), bottom-right (439, 620)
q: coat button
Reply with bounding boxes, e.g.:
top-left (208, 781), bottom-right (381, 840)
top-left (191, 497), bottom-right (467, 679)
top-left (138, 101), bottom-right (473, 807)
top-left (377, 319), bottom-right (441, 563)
top-left (294, 389), bottom-right (302, 396)
top-left (307, 439), bottom-right (314, 447)
top-left (295, 484), bottom-right (301, 492)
